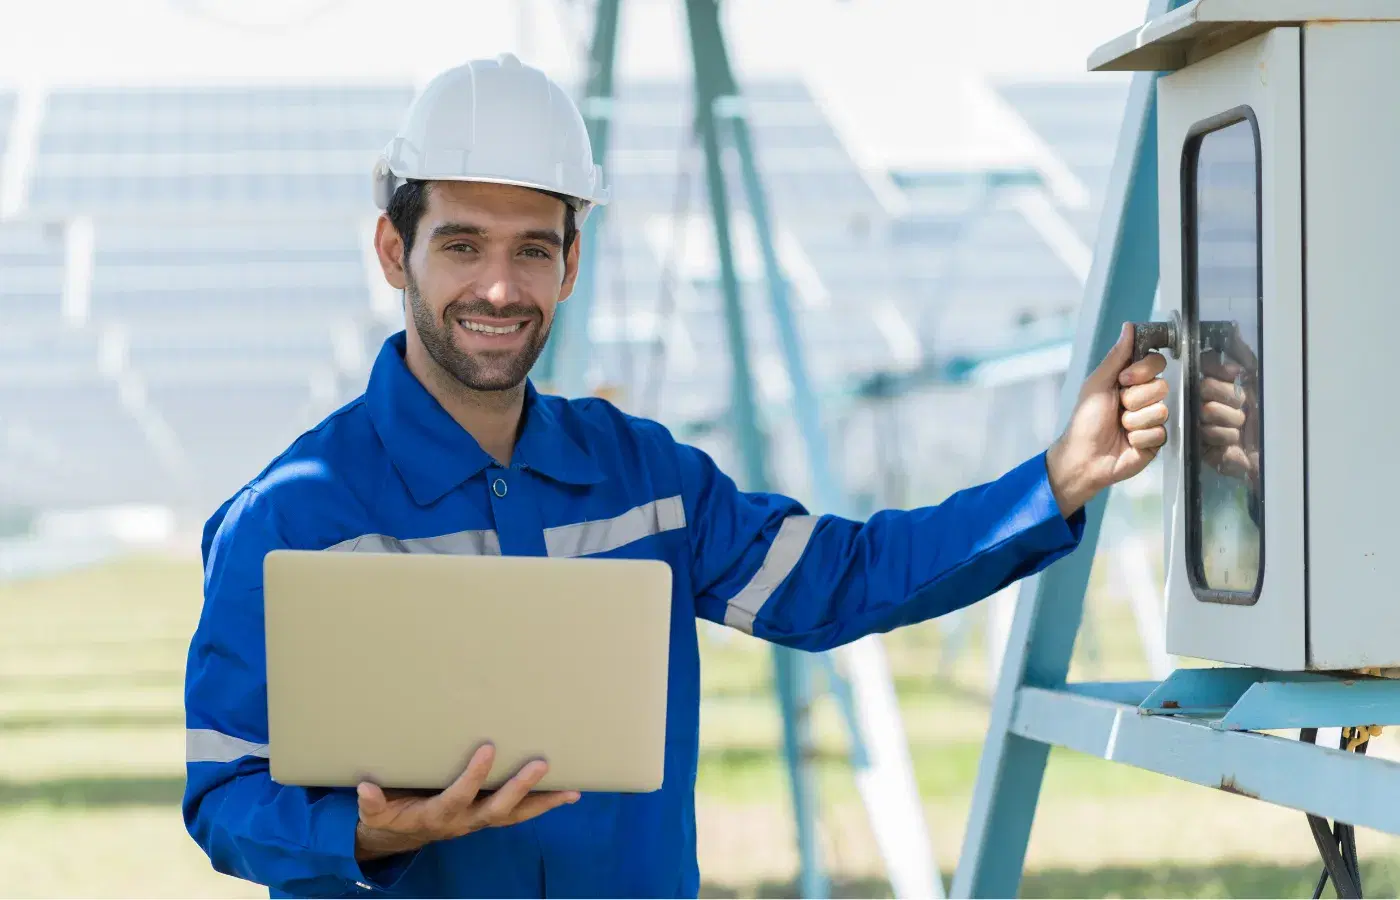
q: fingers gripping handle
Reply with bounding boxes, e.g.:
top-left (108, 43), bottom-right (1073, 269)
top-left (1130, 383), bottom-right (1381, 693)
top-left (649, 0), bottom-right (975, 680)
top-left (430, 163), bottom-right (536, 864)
top-left (1132, 310), bottom-right (1182, 364)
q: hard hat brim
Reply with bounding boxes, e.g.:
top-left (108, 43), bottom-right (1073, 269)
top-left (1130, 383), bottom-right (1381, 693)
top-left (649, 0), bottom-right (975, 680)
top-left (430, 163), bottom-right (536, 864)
top-left (374, 163), bottom-right (608, 224)
top-left (409, 173), bottom-right (608, 211)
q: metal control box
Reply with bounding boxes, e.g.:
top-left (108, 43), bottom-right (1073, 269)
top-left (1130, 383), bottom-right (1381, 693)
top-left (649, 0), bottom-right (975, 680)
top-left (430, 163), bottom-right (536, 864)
top-left (1094, 4), bottom-right (1400, 671)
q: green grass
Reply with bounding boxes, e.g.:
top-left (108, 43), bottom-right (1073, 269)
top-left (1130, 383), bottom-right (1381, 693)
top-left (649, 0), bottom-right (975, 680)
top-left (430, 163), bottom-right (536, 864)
top-left (4, 551), bottom-right (1400, 898)
top-left (698, 859), bottom-right (1400, 899)
top-left (695, 738), bottom-right (1179, 804)
top-left (0, 774), bottom-right (188, 808)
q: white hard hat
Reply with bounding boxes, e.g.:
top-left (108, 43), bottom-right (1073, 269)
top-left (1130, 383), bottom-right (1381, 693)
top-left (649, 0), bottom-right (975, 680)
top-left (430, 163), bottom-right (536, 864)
top-left (372, 53), bottom-right (609, 222)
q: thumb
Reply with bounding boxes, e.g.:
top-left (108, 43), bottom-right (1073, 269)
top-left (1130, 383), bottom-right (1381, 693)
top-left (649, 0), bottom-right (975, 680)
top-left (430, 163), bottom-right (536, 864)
top-left (357, 782), bottom-right (387, 820)
top-left (1086, 323), bottom-right (1133, 389)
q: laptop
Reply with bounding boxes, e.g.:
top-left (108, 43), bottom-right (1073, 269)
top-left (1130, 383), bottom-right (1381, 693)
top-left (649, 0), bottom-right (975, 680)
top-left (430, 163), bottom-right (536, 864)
top-left (262, 550), bottom-right (673, 793)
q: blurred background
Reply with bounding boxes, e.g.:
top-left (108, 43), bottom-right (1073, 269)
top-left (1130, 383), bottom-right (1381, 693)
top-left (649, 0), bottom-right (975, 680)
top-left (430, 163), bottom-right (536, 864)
top-left (3, 1), bottom-right (1400, 897)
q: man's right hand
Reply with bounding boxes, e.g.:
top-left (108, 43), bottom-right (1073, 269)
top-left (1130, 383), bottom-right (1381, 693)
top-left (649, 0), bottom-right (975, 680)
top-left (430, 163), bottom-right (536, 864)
top-left (354, 743), bottom-right (580, 861)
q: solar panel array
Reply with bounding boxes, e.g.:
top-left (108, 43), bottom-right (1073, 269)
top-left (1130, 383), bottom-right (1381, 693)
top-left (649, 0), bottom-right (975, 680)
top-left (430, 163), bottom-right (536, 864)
top-left (834, 78), bottom-right (1129, 506)
top-left (0, 77), bottom-right (1128, 523)
top-left (995, 79), bottom-right (1132, 240)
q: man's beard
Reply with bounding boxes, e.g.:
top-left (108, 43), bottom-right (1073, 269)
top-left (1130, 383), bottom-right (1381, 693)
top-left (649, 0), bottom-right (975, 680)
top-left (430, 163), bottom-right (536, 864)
top-left (405, 267), bottom-right (551, 393)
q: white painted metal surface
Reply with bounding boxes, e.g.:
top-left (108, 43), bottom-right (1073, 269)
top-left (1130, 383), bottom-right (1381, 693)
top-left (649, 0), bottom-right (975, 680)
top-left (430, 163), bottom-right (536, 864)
top-left (1089, 0), bottom-right (1400, 72)
top-left (1301, 22), bottom-right (1400, 669)
top-left (1158, 28), bottom-right (1306, 670)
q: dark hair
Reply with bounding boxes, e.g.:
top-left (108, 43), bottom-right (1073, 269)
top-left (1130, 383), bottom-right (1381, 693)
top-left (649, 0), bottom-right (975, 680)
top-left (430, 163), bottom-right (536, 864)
top-left (386, 179), bottom-right (578, 262)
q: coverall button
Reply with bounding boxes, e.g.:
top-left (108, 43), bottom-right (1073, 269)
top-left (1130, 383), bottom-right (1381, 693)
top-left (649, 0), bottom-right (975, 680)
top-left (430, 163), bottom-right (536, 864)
top-left (492, 477), bottom-right (508, 498)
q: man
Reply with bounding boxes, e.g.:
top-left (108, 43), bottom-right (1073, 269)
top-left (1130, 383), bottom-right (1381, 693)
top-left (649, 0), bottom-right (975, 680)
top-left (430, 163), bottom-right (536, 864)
top-left (183, 55), bottom-right (1169, 898)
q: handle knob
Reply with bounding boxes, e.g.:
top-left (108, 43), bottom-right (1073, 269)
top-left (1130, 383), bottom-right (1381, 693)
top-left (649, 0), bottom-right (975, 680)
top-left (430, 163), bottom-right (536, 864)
top-left (1132, 310), bottom-right (1182, 364)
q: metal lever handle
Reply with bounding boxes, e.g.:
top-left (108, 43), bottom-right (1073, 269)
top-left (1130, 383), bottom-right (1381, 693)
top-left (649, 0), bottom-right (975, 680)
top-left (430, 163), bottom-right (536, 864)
top-left (1132, 310), bottom-right (1182, 364)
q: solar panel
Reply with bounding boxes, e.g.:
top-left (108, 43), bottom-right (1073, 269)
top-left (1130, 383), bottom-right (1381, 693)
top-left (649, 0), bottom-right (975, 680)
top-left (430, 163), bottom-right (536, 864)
top-left (0, 375), bottom-right (168, 509)
top-left (87, 219), bottom-right (371, 329)
top-left (127, 328), bottom-right (339, 383)
top-left (0, 220), bottom-right (67, 327)
top-left (28, 85), bottom-right (413, 215)
top-left (992, 79), bottom-right (1130, 243)
top-left (0, 76), bottom-right (1119, 520)
top-left (993, 80), bottom-right (1129, 202)
top-left (142, 376), bottom-right (325, 513)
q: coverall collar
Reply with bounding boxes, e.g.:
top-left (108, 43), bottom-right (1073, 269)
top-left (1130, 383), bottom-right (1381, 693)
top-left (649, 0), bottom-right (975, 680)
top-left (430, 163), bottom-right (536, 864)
top-left (367, 331), bottom-right (603, 506)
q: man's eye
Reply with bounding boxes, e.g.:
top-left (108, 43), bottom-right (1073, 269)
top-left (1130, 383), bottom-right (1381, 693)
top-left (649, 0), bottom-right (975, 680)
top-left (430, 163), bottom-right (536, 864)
top-left (522, 247), bottom-right (550, 259)
top-left (446, 243), bottom-right (474, 253)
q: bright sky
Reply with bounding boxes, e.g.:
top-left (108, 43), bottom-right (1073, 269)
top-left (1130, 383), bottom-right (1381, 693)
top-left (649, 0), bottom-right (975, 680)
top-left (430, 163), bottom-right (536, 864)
top-left (0, 0), bottom-right (1147, 170)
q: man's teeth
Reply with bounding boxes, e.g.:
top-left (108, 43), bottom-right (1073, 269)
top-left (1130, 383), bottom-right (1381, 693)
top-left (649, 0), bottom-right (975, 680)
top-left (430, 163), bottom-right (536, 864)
top-left (460, 320), bottom-right (523, 335)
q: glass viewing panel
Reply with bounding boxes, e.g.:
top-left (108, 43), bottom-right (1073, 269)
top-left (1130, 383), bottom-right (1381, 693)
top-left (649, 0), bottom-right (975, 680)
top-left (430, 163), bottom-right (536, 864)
top-left (1183, 113), bottom-right (1264, 605)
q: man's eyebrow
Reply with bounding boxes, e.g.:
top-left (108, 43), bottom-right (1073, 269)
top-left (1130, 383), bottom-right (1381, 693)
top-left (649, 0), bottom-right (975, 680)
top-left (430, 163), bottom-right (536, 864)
top-left (518, 229), bottom-right (564, 249)
top-left (428, 223), bottom-right (485, 242)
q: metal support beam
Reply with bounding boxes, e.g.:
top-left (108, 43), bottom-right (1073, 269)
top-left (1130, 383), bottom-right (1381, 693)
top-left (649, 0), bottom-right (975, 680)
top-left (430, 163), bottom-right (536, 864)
top-left (537, 0), bottom-right (622, 394)
top-left (550, 4), bottom-right (943, 896)
top-left (1010, 686), bottom-right (1400, 835)
top-left (682, 4), bottom-right (825, 896)
top-left (690, 2), bottom-right (943, 895)
top-left (722, 105), bottom-right (835, 514)
top-left (949, 0), bottom-right (1174, 892)
top-left (771, 639), bottom-right (827, 900)
top-left (684, 0), bottom-right (768, 492)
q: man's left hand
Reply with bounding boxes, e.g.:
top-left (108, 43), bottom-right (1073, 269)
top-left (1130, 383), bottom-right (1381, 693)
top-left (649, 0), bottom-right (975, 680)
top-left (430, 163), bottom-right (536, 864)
top-left (1045, 323), bottom-right (1169, 516)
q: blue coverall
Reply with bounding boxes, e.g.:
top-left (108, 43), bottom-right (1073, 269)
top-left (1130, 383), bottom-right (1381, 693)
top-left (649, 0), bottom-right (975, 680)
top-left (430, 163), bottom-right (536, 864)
top-left (183, 331), bottom-right (1086, 898)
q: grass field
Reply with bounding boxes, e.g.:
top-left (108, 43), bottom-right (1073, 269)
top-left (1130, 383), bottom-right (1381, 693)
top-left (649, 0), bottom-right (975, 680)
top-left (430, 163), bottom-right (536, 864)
top-left (4, 551), bottom-right (1400, 898)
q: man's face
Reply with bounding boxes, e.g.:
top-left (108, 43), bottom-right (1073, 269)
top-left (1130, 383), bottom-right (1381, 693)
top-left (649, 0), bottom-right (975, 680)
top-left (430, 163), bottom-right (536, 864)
top-left (379, 181), bottom-right (579, 392)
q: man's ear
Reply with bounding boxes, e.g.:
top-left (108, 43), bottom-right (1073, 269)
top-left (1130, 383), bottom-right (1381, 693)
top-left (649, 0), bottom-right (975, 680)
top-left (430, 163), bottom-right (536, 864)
top-left (558, 231), bottom-right (582, 303)
top-left (374, 214), bottom-right (408, 290)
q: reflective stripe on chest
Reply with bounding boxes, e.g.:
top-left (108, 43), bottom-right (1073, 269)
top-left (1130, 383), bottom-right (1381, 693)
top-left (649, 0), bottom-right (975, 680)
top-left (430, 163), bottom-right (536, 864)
top-left (326, 495), bottom-right (687, 559)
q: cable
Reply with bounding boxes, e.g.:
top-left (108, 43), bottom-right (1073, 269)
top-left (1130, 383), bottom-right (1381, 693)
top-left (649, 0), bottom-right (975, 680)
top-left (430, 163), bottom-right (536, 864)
top-left (1300, 727), bottom-right (1367, 899)
top-left (1346, 736), bottom-right (1369, 897)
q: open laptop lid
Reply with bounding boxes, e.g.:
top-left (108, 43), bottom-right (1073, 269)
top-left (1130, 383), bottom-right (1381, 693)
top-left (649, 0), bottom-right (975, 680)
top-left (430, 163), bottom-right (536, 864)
top-left (263, 551), bottom-right (673, 793)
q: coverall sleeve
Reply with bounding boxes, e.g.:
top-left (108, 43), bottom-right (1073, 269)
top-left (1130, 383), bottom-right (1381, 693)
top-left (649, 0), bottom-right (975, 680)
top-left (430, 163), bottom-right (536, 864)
top-left (679, 445), bottom-right (1086, 652)
top-left (182, 488), bottom-right (416, 896)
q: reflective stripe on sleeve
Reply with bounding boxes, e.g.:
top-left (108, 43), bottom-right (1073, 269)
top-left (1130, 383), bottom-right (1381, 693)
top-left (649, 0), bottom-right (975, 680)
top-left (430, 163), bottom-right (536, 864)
top-left (544, 495), bottom-right (686, 558)
top-left (723, 514), bottom-right (818, 634)
top-left (187, 728), bottom-right (270, 763)
top-left (326, 529), bottom-right (501, 556)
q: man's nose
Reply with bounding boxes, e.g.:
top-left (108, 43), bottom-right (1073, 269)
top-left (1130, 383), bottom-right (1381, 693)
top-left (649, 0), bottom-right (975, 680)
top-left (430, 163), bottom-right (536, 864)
top-left (477, 257), bottom-right (514, 307)
top-left (482, 279), bottom-right (511, 306)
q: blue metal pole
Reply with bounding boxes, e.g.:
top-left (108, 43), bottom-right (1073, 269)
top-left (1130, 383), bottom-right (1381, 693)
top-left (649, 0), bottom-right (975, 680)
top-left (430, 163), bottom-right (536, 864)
top-left (537, 0), bottom-right (621, 394)
top-left (684, 0), bottom-right (768, 491)
top-left (948, 2), bottom-right (1177, 892)
top-left (1010, 684), bottom-right (1400, 834)
top-left (683, 3), bottom-right (826, 896)
top-left (718, 78), bottom-right (837, 900)
top-left (721, 104), bottom-right (845, 516)
top-left (773, 636), bottom-right (827, 900)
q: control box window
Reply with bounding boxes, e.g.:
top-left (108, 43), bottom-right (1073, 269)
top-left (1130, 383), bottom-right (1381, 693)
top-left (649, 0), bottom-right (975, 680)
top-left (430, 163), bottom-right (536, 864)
top-left (1182, 111), bottom-right (1264, 605)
